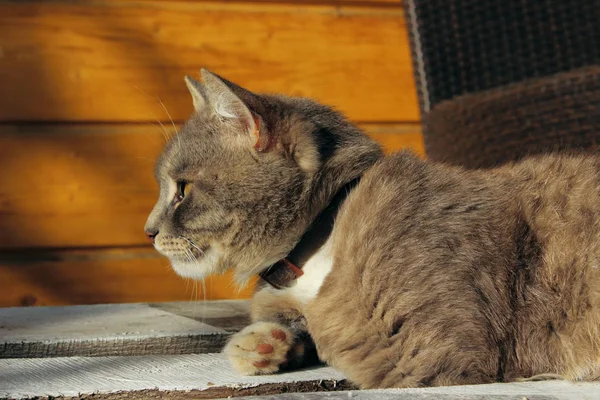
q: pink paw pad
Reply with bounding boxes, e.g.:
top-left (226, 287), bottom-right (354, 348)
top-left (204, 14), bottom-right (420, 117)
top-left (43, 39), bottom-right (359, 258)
top-left (257, 343), bottom-right (274, 354)
top-left (271, 329), bottom-right (287, 341)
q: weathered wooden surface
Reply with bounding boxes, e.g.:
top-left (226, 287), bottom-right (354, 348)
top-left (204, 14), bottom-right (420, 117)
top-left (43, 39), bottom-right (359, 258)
top-left (0, 247), bottom-right (257, 307)
top-left (0, 0), bottom-right (421, 305)
top-left (0, 301), bottom-right (249, 358)
top-left (2, 301), bottom-right (599, 399)
top-left (1, 354), bottom-right (598, 400)
top-left (236, 380), bottom-right (600, 399)
top-left (0, 1), bottom-right (417, 122)
top-left (0, 353), bottom-right (347, 399)
top-left (0, 123), bottom-right (422, 250)
top-left (0, 123), bottom-right (421, 307)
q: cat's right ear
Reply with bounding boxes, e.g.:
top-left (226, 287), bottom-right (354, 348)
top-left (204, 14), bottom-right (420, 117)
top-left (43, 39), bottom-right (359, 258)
top-left (184, 76), bottom-right (208, 111)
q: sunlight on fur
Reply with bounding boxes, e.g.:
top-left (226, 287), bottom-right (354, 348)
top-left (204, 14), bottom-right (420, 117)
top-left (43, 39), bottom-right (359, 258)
top-left (146, 69), bottom-right (600, 389)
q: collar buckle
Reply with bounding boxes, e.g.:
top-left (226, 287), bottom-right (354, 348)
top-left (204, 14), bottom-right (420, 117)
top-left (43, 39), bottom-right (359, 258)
top-left (258, 258), bottom-right (303, 289)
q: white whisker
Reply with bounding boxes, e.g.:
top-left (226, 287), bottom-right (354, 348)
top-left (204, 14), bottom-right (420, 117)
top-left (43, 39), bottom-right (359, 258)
top-left (182, 248), bottom-right (200, 316)
top-left (184, 276), bottom-right (190, 293)
top-left (133, 156), bottom-right (157, 164)
top-left (158, 97), bottom-right (178, 135)
top-left (180, 236), bottom-right (205, 257)
top-left (200, 277), bottom-right (207, 324)
top-left (134, 122), bottom-right (164, 146)
top-left (158, 97), bottom-right (181, 155)
top-left (191, 278), bottom-right (196, 304)
top-left (131, 85), bottom-right (172, 144)
top-left (157, 119), bottom-right (171, 144)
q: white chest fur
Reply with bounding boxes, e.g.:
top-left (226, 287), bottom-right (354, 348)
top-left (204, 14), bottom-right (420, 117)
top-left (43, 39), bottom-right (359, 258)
top-left (280, 237), bottom-right (335, 305)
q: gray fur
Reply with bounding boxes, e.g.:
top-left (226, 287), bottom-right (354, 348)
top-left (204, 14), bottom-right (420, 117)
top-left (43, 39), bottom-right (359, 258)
top-left (147, 72), bottom-right (600, 388)
top-left (145, 69), bottom-right (382, 283)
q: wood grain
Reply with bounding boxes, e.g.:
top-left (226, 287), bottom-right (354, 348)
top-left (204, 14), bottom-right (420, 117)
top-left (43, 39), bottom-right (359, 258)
top-left (135, 0), bottom-right (402, 4)
top-left (2, 351), bottom-right (597, 399)
top-left (0, 247), bottom-right (256, 307)
top-left (0, 301), bottom-right (249, 357)
top-left (0, 353), bottom-right (347, 399)
top-left (0, 123), bottom-right (423, 249)
top-left (50, 381), bottom-right (600, 400)
top-left (0, 1), bottom-right (417, 123)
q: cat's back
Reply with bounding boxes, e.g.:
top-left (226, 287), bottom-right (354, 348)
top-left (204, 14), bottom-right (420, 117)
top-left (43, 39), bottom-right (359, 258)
top-left (340, 151), bottom-right (600, 252)
top-left (328, 150), bottom-right (600, 310)
top-left (501, 153), bottom-right (600, 239)
top-left (335, 150), bottom-right (513, 246)
top-left (327, 150), bottom-right (520, 291)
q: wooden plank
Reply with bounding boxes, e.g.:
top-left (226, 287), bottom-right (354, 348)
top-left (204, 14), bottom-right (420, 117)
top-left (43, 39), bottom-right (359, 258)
top-left (0, 247), bottom-right (256, 307)
top-left (0, 124), bottom-right (167, 249)
top-left (0, 1), bottom-right (417, 123)
top-left (364, 123), bottom-right (424, 154)
top-left (0, 123), bottom-right (422, 249)
top-left (0, 301), bottom-right (249, 357)
top-left (1, 353), bottom-right (599, 399)
top-left (135, 0), bottom-right (403, 4)
top-left (231, 382), bottom-right (600, 400)
top-left (0, 353), bottom-right (348, 399)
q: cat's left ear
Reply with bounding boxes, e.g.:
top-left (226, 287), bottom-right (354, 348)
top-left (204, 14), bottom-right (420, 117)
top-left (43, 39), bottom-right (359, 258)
top-left (184, 76), bottom-right (208, 111)
top-left (200, 69), bottom-right (262, 146)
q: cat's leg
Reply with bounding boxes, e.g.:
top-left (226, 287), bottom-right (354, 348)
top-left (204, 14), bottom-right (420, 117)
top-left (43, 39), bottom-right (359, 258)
top-left (224, 287), bottom-right (320, 375)
top-left (307, 304), bottom-right (499, 388)
top-left (305, 265), bottom-right (501, 389)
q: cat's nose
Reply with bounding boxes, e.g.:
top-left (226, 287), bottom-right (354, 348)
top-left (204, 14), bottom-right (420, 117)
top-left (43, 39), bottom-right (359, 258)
top-left (145, 228), bottom-right (159, 243)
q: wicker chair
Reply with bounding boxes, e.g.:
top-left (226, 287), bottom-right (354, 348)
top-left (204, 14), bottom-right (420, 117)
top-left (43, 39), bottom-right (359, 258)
top-left (404, 0), bottom-right (600, 168)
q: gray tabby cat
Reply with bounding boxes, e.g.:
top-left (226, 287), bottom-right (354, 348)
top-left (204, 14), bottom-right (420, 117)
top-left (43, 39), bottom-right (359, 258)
top-left (145, 69), bottom-right (600, 388)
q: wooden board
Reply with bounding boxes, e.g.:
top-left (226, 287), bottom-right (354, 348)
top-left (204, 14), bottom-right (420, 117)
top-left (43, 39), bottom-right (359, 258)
top-left (0, 123), bottom-right (423, 249)
top-left (0, 1), bottom-right (417, 123)
top-left (229, 382), bottom-right (600, 400)
top-left (0, 353), bottom-right (348, 399)
top-left (2, 301), bottom-right (599, 399)
top-left (0, 247), bottom-right (256, 307)
top-left (1, 353), bottom-right (598, 399)
top-left (0, 301), bottom-right (249, 357)
top-left (136, 0), bottom-right (403, 3)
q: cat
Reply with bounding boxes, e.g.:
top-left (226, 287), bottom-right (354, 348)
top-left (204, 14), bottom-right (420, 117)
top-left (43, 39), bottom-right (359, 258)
top-left (145, 69), bottom-right (600, 389)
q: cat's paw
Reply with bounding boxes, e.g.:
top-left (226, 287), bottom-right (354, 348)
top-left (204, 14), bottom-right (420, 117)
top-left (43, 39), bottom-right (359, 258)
top-left (224, 322), bottom-right (294, 375)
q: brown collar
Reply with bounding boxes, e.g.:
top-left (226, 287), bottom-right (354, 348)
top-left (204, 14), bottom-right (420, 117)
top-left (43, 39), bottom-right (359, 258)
top-left (259, 177), bottom-right (361, 289)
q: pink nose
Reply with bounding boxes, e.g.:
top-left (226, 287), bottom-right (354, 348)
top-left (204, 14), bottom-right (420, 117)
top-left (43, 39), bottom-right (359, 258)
top-left (145, 229), bottom-right (158, 243)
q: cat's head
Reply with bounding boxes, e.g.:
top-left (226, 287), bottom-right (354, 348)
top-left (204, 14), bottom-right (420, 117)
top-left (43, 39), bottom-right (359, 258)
top-left (145, 69), bottom-right (382, 283)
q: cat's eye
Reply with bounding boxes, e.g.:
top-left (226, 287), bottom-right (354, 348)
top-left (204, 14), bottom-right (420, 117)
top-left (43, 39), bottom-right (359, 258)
top-left (176, 181), bottom-right (190, 201)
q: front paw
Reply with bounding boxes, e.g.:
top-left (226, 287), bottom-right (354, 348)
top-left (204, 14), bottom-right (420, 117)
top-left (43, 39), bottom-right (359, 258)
top-left (224, 321), bottom-right (294, 375)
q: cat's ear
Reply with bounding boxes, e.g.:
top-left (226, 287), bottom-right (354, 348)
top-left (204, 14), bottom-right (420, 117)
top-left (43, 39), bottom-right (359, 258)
top-left (184, 76), bottom-right (208, 111)
top-left (200, 69), bottom-right (258, 140)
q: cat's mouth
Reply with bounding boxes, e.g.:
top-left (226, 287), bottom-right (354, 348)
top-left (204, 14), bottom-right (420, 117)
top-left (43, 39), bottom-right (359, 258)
top-left (155, 237), bottom-right (208, 262)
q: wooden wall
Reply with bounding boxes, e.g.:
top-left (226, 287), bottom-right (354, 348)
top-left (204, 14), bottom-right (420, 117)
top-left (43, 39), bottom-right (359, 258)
top-left (0, 0), bottom-right (422, 307)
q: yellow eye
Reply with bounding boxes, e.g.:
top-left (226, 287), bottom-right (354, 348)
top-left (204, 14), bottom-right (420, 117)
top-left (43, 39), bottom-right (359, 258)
top-left (177, 181), bottom-right (190, 201)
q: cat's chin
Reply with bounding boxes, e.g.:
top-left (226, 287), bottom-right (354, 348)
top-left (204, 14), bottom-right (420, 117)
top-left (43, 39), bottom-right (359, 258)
top-left (169, 247), bottom-right (220, 280)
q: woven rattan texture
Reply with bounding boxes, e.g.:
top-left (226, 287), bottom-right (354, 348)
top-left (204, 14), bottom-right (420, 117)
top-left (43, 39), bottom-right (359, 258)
top-left (423, 67), bottom-right (600, 168)
top-left (405, 0), bottom-right (600, 112)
